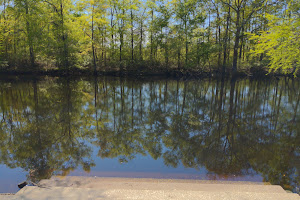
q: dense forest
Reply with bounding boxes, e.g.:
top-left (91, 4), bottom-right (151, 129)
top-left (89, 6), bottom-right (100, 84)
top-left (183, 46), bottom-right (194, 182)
top-left (0, 0), bottom-right (299, 75)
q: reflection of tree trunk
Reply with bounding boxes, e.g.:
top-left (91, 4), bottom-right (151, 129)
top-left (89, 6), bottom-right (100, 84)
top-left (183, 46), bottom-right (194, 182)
top-left (113, 86), bottom-right (116, 131)
top-left (211, 80), bottom-right (218, 121)
top-left (181, 82), bottom-right (187, 115)
top-left (94, 76), bottom-right (98, 131)
top-left (176, 80), bottom-right (179, 114)
top-left (231, 82), bottom-right (239, 147)
top-left (274, 86), bottom-right (282, 130)
top-left (227, 78), bottom-right (236, 136)
top-left (158, 84), bottom-right (162, 110)
top-left (164, 80), bottom-right (168, 112)
top-left (139, 85), bottom-right (143, 121)
top-left (218, 79), bottom-right (224, 138)
top-left (131, 82), bottom-right (134, 128)
top-left (224, 78), bottom-right (236, 159)
top-left (33, 80), bottom-right (40, 141)
top-left (120, 79), bottom-right (124, 122)
top-left (66, 80), bottom-right (71, 137)
top-left (293, 93), bottom-right (300, 122)
top-left (150, 82), bottom-right (153, 112)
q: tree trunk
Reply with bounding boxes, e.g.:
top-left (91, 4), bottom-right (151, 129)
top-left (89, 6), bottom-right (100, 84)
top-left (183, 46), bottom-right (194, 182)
top-left (232, 9), bottom-right (241, 74)
top-left (119, 9), bottom-right (125, 71)
top-left (150, 9), bottom-right (153, 64)
top-left (165, 29), bottom-right (168, 69)
top-left (110, 8), bottom-right (114, 60)
top-left (140, 19), bottom-right (143, 61)
top-left (131, 9), bottom-right (134, 62)
top-left (222, 7), bottom-right (230, 75)
top-left (3, 0), bottom-right (8, 59)
top-left (92, 5), bottom-right (97, 75)
top-left (215, 6), bottom-right (221, 68)
top-left (60, 0), bottom-right (69, 69)
top-left (25, 0), bottom-right (35, 68)
top-left (177, 43), bottom-right (181, 70)
top-left (239, 10), bottom-right (245, 60)
top-left (185, 19), bottom-right (188, 66)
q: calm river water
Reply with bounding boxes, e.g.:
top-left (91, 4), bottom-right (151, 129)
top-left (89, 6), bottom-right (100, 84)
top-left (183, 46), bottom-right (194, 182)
top-left (0, 76), bottom-right (299, 193)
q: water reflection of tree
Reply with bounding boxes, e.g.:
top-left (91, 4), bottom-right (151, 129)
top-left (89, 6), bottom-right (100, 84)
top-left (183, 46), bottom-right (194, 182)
top-left (0, 78), bottom-right (95, 183)
top-left (0, 77), bottom-right (299, 192)
top-left (90, 77), bottom-right (299, 191)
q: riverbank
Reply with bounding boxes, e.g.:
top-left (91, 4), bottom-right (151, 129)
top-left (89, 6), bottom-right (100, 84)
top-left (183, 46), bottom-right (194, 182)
top-left (1, 177), bottom-right (299, 200)
top-left (0, 66), bottom-right (297, 79)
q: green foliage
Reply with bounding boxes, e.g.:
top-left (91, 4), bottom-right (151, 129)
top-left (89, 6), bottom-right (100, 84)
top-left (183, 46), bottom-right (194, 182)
top-left (250, 13), bottom-right (300, 76)
top-left (0, 0), bottom-right (298, 75)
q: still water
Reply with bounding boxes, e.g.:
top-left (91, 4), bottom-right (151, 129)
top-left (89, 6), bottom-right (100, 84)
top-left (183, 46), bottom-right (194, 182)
top-left (0, 76), bottom-right (299, 193)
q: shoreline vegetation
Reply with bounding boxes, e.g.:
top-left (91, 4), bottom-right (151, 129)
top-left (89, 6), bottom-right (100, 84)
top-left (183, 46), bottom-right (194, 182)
top-left (0, 66), bottom-right (297, 78)
top-left (0, 0), bottom-right (299, 77)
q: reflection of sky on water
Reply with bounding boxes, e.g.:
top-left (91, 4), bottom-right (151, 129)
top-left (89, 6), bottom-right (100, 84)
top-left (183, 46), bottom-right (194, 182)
top-left (70, 153), bottom-right (262, 182)
top-left (77, 144), bottom-right (262, 182)
top-left (0, 144), bottom-right (262, 193)
top-left (0, 165), bottom-right (26, 193)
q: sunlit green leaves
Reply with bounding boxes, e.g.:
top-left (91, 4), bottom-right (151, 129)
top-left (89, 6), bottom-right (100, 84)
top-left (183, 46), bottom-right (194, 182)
top-left (250, 14), bottom-right (300, 76)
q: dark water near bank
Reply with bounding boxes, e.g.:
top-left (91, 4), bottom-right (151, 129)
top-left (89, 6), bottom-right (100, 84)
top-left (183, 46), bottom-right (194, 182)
top-left (0, 76), bottom-right (299, 193)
